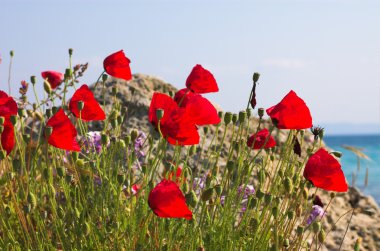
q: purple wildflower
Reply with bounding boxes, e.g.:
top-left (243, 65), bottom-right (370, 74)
top-left (134, 132), bottom-right (146, 158)
top-left (306, 205), bottom-right (325, 225)
top-left (193, 175), bottom-right (207, 195)
top-left (83, 131), bottom-right (107, 154)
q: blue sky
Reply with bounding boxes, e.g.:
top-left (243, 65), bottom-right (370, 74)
top-left (1, 0), bottom-right (379, 133)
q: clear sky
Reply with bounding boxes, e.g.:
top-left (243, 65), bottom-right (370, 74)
top-left (1, 0), bottom-right (379, 133)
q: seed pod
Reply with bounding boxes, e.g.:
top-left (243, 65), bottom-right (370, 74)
top-left (246, 108), bottom-right (251, 118)
top-left (130, 129), bottom-right (139, 142)
top-left (296, 226), bottom-right (304, 236)
top-left (101, 134), bottom-right (109, 145)
top-left (258, 108), bottom-right (265, 119)
top-left (156, 109), bottom-right (164, 120)
top-left (185, 191), bottom-right (198, 208)
top-left (30, 76), bottom-right (36, 85)
top-left (238, 111), bottom-right (246, 123)
top-left (232, 114), bottom-right (238, 124)
top-left (10, 115), bottom-right (17, 126)
top-left (287, 211), bottom-right (295, 220)
top-left (272, 206), bottom-right (279, 218)
top-left (224, 112), bottom-right (232, 125)
top-left (283, 238), bottom-right (290, 248)
top-left (264, 194), bottom-right (273, 204)
top-left (44, 80), bottom-right (52, 94)
top-left (203, 126), bottom-right (209, 135)
top-left (312, 221), bottom-right (321, 233)
top-left (252, 72), bottom-right (260, 83)
top-left (76, 159), bottom-right (85, 168)
top-left (214, 184), bottom-right (222, 196)
top-left (189, 145), bottom-right (197, 156)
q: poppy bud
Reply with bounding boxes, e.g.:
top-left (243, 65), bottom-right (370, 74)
top-left (10, 115), bottom-right (17, 126)
top-left (130, 129), bottom-right (139, 142)
top-left (156, 109), bottom-right (164, 121)
top-left (248, 198), bottom-right (258, 209)
top-left (101, 134), bottom-right (109, 145)
top-left (331, 151), bottom-right (342, 158)
top-left (224, 112), bottom-right (232, 125)
top-left (258, 108), bottom-right (265, 118)
top-left (117, 115), bottom-right (123, 125)
top-left (44, 80), bottom-right (52, 94)
top-left (57, 166), bottom-right (65, 178)
top-left (287, 211), bottom-right (294, 220)
top-left (214, 184), bottom-right (222, 196)
top-left (232, 114), bottom-right (238, 124)
top-left (65, 174), bottom-right (73, 183)
top-left (65, 68), bottom-right (73, 78)
top-left (218, 111), bottom-right (223, 119)
top-left (283, 238), bottom-right (290, 248)
top-left (110, 119), bottom-right (118, 129)
top-left (76, 159), bottom-right (85, 168)
top-left (77, 101), bottom-right (84, 111)
top-left (102, 74), bottom-right (108, 82)
top-left (0, 126), bottom-right (3, 134)
top-left (124, 135), bottom-right (131, 146)
top-left (35, 111), bottom-right (43, 121)
top-left (0, 150), bottom-right (6, 160)
top-left (72, 151), bottom-right (79, 161)
top-left (296, 226), bottom-right (304, 236)
top-left (227, 161), bottom-right (235, 173)
top-left (117, 174), bottom-right (125, 185)
top-left (18, 108), bottom-right (26, 117)
top-left (22, 133), bottom-right (30, 143)
top-left (239, 111), bottom-right (246, 123)
top-left (312, 221), bottom-right (321, 233)
top-left (45, 126), bottom-right (53, 138)
top-left (30, 76), bottom-right (36, 85)
top-left (250, 218), bottom-right (259, 232)
top-left (23, 204), bottom-right (31, 214)
top-left (27, 192), bottom-right (37, 210)
top-left (45, 108), bottom-right (52, 118)
top-left (68, 48), bottom-right (73, 56)
top-left (330, 192), bottom-right (336, 199)
top-left (272, 206), bottom-right (279, 218)
top-left (264, 194), bottom-right (272, 204)
top-left (185, 191), bottom-right (198, 208)
top-left (318, 229), bottom-right (326, 243)
top-left (284, 177), bottom-right (293, 193)
top-left (10, 50), bottom-right (14, 57)
top-left (201, 187), bottom-right (215, 201)
top-left (252, 72), bottom-right (260, 83)
top-left (0, 116), bottom-right (4, 125)
top-left (256, 189), bottom-right (264, 200)
top-left (246, 108), bottom-right (252, 118)
top-left (203, 126), bottom-right (209, 134)
top-left (189, 145), bottom-right (197, 156)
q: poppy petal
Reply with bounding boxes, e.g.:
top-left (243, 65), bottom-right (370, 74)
top-left (1, 119), bottom-right (15, 155)
top-left (184, 95), bottom-right (221, 126)
top-left (303, 148), bottom-right (348, 192)
top-left (148, 180), bottom-right (192, 220)
top-left (0, 91), bottom-right (18, 117)
top-left (103, 50), bottom-right (132, 81)
top-left (69, 84), bottom-right (106, 121)
top-left (266, 90), bottom-right (312, 129)
top-left (41, 71), bottom-right (64, 89)
top-left (46, 109), bottom-right (80, 152)
top-left (247, 129), bottom-right (276, 149)
top-left (186, 64), bottom-right (219, 94)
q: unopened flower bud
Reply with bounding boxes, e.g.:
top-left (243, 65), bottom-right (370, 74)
top-left (10, 50), bottom-right (14, 57)
top-left (76, 159), bottom-right (85, 168)
top-left (45, 108), bottom-right (52, 118)
top-left (130, 129), bottom-right (139, 142)
top-left (302, 187), bottom-right (309, 199)
top-left (52, 106), bottom-right (58, 114)
top-left (258, 108), bottom-right (265, 119)
top-left (264, 194), bottom-right (273, 204)
top-left (0, 116), bottom-right (4, 125)
top-left (330, 192), bottom-right (336, 199)
top-left (156, 109), bottom-right (164, 120)
top-left (283, 238), bottom-right (290, 248)
top-left (71, 151), bottom-right (78, 161)
top-left (201, 188), bottom-right (214, 202)
top-left (117, 115), bottom-right (123, 125)
top-left (44, 80), bottom-right (52, 94)
top-left (189, 145), bottom-right (197, 156)
top-left (248, 198), bottom-right (258, 209)
top-left (312, 221), bottom-right (321, 233)
top-left (0, 150), bottom-right (6, 160)
top-left (18, 108), bottom-right (26, 117)
top-left (45, 126), bottom-right (53, 138)
top-left (252, 72), bottom-right (260, 83)
top-left (296, 226), bottom-right (304, 236)
top-left (27, 192), bottom-right (37, 210)
top-left (284, 177), bottom-right (293, 193)
top-left (272, 206), bottom-right (279, 218)
top-left (287, 211), bottom-right (295, 220)
top-left (232, 114), bottom-right (238, 124)
top-left (331, 151), bottom-right (342, 158)
top-left (256, 189), bottom-right (264, 200)
top-left (224, 112), bottom-right (232, 125)
top-left (124, 135), bottom-right (131, 146)
top-left (214, 184), bottom-right (222, 196)
top-left (102, 74), bottom-right (108, 82)
top-left (110, 119), bottom-right (118, 129)
top-left (30, 76), bottom-right (36, 85)
top-left (10, 115), bottom-right (17, 126)
top-left (218, 111), bottom-right (223, 119)
top-left (203, 126), bottom-right (209, 134)
top-left (65, 68), bottom-right (73, 78)
top-left (77, 101), bottom-right (84, 111)
top-left (185, 191), bottom-right (198, 208)
top-left (318, 229), bottom-right (326, 243)
top-left (238, 111), bottom-right (246, 123)
top-left (68, 48), bottom-right (73, 55)
top-left (246, 108), bottom-right (251, 118)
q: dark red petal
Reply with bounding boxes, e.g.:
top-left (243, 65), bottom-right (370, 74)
top-left (247, 128), bottom-right (276, 149)
top-left (41, 71), bottom-right (64, 89)
top-left (103, 50), bottom-right (132, 81)
top-left (1, 119), bottom-right (15, 155)
top-left (0, 91), bottom-right (18, 117)
top-left (303, 148), bottom-right (348, 192)
top-left (148, 180), bottom-right (192, 220)
top-left (46, 109), bottom-right (80, 152)
top-left (186, 64), bottom-right (219, 94)
top-left (148, 92), bottom-right (178, 126)
top-left (174, 88), bottom-right (194, 107)
top-left (266, 90), bottom-right (312, 129)
top-left (69, 84), bottom-right (106, 121)
top-left (184, 95), bottom-right (221, 126)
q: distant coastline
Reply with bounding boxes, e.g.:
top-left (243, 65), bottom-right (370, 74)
top-left (321, 123), bottom-right (380, 136)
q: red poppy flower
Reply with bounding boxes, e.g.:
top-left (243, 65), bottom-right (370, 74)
top-left (46, 109), bottom-right (80, 152)
top-left (148, 179), bottom-right (192, 220)
top-left (41, 71), bottom-right (64, 89)
top-left (303, 148), bottom-right (348, 192)
top-left (1, 120), bottom-right (15, 155)
top-left (103, 50), bottom-right (132, 81)
top-left (174, 88), bottom-right (220, 126)
top-left (0, 91), bottom-right (18, 116)
top-left (247, 128), bottom-right (276, 149)
top-left (149, 92), bottom-right (199, 145)
top-left (266, 90), bottom-right (312, 129)
top-left (186, 64), bottom-right (219, 94)
top-left (0, 91), bottom-right (18, 155)
top-left (69, 84), bottom-right (106, 121)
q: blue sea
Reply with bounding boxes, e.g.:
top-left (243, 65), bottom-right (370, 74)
top-left (324, 134), bottom-right (380, 205)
